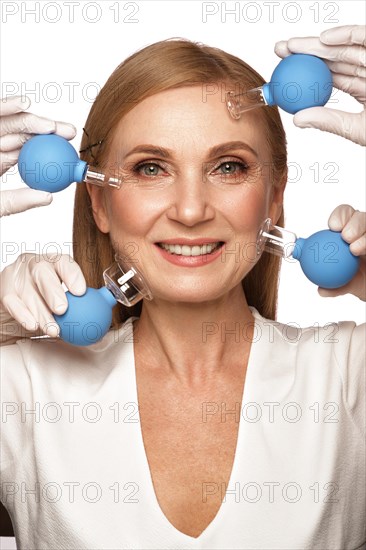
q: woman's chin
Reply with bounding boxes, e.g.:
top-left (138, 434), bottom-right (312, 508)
top-left (143, 283), bottom-right (236, 305)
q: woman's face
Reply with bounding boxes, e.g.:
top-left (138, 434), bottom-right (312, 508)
top-left (88, 85), bottom-right (285, 303)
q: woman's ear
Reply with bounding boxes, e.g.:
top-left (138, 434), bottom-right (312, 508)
top-left (268, 170), bottom-right (287, 225)
top-left (86, 182), bottom-right (110, 234)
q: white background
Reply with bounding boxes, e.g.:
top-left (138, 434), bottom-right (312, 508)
top-left (1, 0), bottom-right (365, 331)
top-left (0, 2), bottom-right (365, 547)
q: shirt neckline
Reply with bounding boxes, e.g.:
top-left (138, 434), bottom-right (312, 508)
top-left (125, 306), bottom-right (263, 542)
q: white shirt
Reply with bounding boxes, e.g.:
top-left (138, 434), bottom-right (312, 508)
top-left (1, 306), bottom-right (365, 550)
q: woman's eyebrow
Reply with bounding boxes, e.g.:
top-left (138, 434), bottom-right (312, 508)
top-left (123, 141), bottom-right (259, 159)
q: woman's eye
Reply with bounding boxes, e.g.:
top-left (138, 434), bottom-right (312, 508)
top-left (134, 162), bottom-right (164, 177)
top-left (216, 161), bottom-right (248, 175)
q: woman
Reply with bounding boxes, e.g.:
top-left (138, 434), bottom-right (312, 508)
top-left (0, 28), bottom-right (365, 549)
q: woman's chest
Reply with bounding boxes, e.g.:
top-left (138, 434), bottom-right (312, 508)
top-left (135, 367), bottom-right (246, 538)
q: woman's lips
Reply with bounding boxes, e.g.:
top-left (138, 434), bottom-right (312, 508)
top-left (153, 242), bottom-right (225, 267)
top-left (156, 238), bottom-right (224, 245)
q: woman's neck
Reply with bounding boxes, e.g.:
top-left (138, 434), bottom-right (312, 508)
top-left (132, 285), bottom-right (255, 386)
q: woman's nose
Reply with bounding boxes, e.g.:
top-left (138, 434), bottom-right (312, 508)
top-left (166, 169), bottom-right (215, 226)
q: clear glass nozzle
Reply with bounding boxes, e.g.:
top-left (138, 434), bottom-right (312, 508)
top-left (257, 218), bottom-right (297, 258)
top-left (103, 254), bottom-right (153, 307)
top-left (83, 167), bottom-right (122, 189)
top-left (226, 87), bottom-right (267, 120)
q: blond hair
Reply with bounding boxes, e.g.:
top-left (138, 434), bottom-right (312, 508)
top-left (73, 38), bottom-right (287, 326)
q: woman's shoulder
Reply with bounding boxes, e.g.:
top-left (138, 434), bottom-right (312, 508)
top-left (1, 315), bottom-right (138, 378)
top-left (249, 305), bottom-right (364, 349)
top-left (249, 306), bottom-right (365, 436)
top-left (0, 317), bottom-right (139, 430)
top-left (249, 305), bottom-right (365, 378)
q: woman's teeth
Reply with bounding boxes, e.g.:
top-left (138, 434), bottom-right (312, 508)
top-left (158, 242), bottom-right (222, 256)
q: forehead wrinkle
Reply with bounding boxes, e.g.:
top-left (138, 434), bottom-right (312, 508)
top-left (121, 140), bottom-right (259, 161)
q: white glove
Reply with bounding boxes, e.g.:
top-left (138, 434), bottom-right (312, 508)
top-left (0, 95), bottom-right (77, 216)
top-left (318, 204), bottom-right (366, 301)
top-left (0, 253), bottom-right (87, 345)
top-left (274, 25), bottom-right (366, 146)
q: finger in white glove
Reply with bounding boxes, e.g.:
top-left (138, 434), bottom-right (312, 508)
top-left (285, 36), bottom-right (364, 66)
top-left (0, 111), bottom-right (77, 140)
top-left (0, 188), bottom-right (52, 217)
top-left (320, 25), bottom-right (366, 47)
top-left (325, 60), bottom-right (366, 79)
top-left (0, 95), bottom-right (31, 116)
top-left (0, 95), bottom-right (77, 139)
top-left (293, 107), bottom-right (366, 146)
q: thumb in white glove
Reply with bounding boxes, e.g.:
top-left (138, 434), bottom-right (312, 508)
top-left (274, 25), bottom-right (366, 146)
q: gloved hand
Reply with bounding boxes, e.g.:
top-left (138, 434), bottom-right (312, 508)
top-left (0, 95), bottom-right (77, 216)
top-left (317, 204), bottom-right (366, 301)
top-left (0, 253), bottom-right (87, 345)
top-left (274, 25), bottom-right (366, 146)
